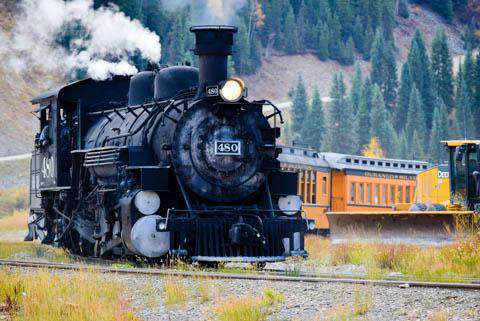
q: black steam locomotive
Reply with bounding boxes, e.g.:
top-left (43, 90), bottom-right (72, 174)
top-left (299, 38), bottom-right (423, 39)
top-left (26, 26), bottom-right (310, 263)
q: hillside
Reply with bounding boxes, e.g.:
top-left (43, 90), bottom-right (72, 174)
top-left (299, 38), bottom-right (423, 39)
top-left (245, 3), bottom-right (466, 102)
top-left (0, 2), bottom-right (467, 156)
top-left (0, 2), bottom-right (62, 157)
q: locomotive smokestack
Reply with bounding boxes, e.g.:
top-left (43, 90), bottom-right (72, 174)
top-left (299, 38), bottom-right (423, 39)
top-left (190, 25), bottom-right (238, 98)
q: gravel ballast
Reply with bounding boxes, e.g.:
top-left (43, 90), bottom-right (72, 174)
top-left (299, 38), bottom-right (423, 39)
top-left (118, 273), bottom-right (479, 321)
top-left (4, 266), bottom-right (480, 320)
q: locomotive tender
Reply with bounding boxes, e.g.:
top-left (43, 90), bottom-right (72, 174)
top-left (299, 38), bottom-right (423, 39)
top-left (26, 26), bottom-right (310, 263)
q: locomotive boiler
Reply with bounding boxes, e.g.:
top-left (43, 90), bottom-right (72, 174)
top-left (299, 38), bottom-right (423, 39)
top-left (26, 26), bottom-right (310, 264)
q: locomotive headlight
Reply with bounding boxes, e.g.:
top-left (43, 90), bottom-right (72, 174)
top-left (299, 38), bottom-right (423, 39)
top-left (135, 190), bottom-right (161, 215)
top-left (278, 195), bottom-right (302, 215)
top-left (220, 78), bottom-right (245, 102)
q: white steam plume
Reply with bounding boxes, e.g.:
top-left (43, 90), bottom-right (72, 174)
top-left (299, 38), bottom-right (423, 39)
top-left (1, 0), bottom-right (161, 80)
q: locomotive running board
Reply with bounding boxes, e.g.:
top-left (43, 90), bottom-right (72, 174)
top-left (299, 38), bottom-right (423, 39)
top-left (327, 211), bottom-right (475, 246)
top-left (191, 256), bottom-right (286, 262)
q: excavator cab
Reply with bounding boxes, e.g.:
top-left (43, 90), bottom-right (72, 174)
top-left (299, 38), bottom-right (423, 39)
top-left (445, 140), bottom-right (480, 211)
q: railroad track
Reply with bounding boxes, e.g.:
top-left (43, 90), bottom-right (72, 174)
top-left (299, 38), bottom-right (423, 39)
top-left (1, 259), bottom-right (480, 290)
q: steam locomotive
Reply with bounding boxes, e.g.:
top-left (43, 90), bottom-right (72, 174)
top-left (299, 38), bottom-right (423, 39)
top-left (26, 26), bottom-right (311, 264)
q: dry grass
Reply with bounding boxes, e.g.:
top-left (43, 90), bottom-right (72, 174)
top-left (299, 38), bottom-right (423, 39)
top-left (0, 187), bottom-right (28, 218)
top-left (163, 276), bottom-right (188, 307)
top-left (0, 160), bottom-right (30, 190)
top-left (304, 234), bottom-right (332, 268)
top-left (352, 287), bottom-right (373, 316)
top-left (0, 210), bottom-right (27, 232)
top-left (325, 306), bottom-right (353, 321)
top-left (428, 310), bottom-right (449, 321)
top-left (325, 287), bottom-right (373, 320)
top-left (197, 277), bottom-right (213, 303)
top-left (305, 234), bottom-right (480, 281)
top-left (0, 269), bottom-right (139, 321)
top-left (143, 279), bottom-right (159, 309)
top-left (0, 241), bottom-right (70, 263)
top-left (214, 288), bottom-right (284, 321)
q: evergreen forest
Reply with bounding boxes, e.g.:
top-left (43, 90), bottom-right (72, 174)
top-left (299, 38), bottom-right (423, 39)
top-left (92, 0), bottom-right (480, 163)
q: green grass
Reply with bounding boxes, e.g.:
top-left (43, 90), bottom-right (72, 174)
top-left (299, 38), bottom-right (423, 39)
top-left (0, 241), bottom-right (70, 263)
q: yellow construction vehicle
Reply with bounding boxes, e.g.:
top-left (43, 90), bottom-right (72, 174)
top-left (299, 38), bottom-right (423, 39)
top-left (327, 140), bottom-right (478, 245)
top-left (395, 164), bottom-right (450, 210)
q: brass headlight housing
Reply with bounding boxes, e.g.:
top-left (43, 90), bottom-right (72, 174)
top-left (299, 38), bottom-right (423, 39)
top-left (220, 78), bottom-right (245, 102)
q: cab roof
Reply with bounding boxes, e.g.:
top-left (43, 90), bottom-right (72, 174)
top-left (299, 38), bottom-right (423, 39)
top-left (441, 140), bottom-right (480, 147)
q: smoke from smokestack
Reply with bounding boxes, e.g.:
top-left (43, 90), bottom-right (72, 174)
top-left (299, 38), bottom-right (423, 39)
top-left (0, 0), bottom-right (161, 80)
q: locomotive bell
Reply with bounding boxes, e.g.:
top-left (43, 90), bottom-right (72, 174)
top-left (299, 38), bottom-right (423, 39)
top-left (190, 25), bottom-right (237, 98)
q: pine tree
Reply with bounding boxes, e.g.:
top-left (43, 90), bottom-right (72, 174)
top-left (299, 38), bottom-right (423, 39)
top-left (430, 0), bottom-right (453, 22)
top-left (369, 85), bottom-right (397, 157)
top-left (395, 62), bottom-right (412, 131)
top-left (356, 78), bottom-right (373, 151)
top-left (410, 130), bottom-right (425, 160)
top-left (379, 0), bottom-right (395, 42)
top-left (385, 122), bottom-right (399, 158)
top-left (328, 14), bottom-right (342, 60)
top-left (407, 30), bottom-right (435, 127)
top-left (382, 41), bottom-right (398, 108)
top-left (463, 47), bottom-right (476, 97)
top-left (324, 73), bottom-right (358, 153)
top-left (474, 52), bottom-right (480, 124)
top-left (336, 0), bottom-right (355, 39)
top-left (431, 29), bottom-right (454, 110)
top-left (350, 64), bottom-right (363, 113)
top-left (362, 24), bottom-right (374, 60)
top-left (296, 1), bottom-right (307, 52)
top-left (233, 23), bottom-right (250, 75)
top-left (352, 16), bottom-right (364, 53)
top-left (165, 14), bottom-right (186, 65)
top-left (302, 88), bottom-right (325, 149)
top-left (398, 130), bottom-right (409, 159)
top-left (463, 22), bottom-right (477, 49)
top-left (283, 4), bottom-right (300, 54)
top-left (265, 0), bottom-right (286, 50)
top-left (428, 100), bottom-right (449, 163)
top-left (248, 34), bottom-right (263, 74)
top-left (370, 29), bottom-right (397, 108)
top-left (291, 76), bottom-right (309, 141)
top-left (340, 37), bottom-right (355, 65)
top-left (370, 29), bottom-right (384, 87)
top-left (405, 86), bottom-right (427, 142)
top-left (398, 0), bottom-right (409, 19)
top-left (317, 23), bottom-right (330, 60)
top-left (456, 69), bottom-right (476, 139)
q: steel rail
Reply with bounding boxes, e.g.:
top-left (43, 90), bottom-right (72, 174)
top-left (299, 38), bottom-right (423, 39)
top-left (1, 259), bottom-right (479, 290)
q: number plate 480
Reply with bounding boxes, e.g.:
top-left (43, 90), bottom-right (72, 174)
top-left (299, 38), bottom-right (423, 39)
top-left (214, 141), bottom-right (241, 155)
